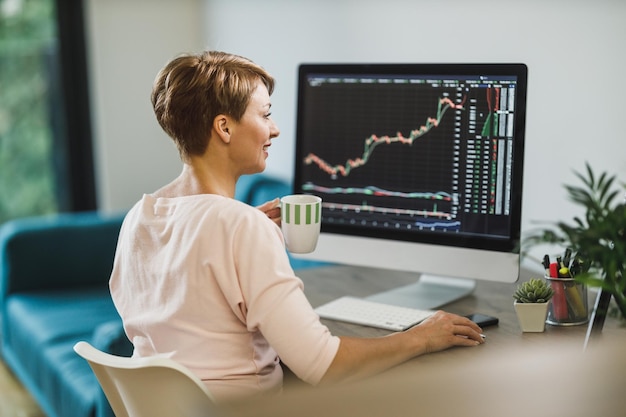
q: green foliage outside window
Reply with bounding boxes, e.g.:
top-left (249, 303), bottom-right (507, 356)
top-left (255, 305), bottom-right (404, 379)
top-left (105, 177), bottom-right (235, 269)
top-left (0, 0), bottom-right (58, 223)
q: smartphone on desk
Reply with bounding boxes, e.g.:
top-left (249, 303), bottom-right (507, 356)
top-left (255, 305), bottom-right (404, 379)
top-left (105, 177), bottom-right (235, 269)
top-left (465, 313), bottom-right (499, 327)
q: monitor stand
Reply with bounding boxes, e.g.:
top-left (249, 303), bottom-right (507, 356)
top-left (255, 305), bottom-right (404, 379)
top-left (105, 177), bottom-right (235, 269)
top-left (365, 274), bottom-right (477, 310)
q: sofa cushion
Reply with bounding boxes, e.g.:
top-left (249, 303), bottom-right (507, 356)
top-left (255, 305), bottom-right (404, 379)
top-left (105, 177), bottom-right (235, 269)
top-left (5, 287), bottom-right (124, 417)
top-left (0, 212), bottom-right (124, 295)
top-left (41, 339), bottom-right (101, 417)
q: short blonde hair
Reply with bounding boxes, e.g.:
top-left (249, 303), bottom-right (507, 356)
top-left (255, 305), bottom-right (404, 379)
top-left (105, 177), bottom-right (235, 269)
top-left (151, 51), bottom-right (275, 159)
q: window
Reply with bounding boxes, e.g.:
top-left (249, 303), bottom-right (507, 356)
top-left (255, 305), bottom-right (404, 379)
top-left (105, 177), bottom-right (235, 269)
top-left (0, 0), bottom-right (95, 223)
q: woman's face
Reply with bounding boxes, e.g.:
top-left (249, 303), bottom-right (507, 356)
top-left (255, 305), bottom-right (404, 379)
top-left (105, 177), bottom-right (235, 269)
top-left (229, 80), bottom-right (280, 175)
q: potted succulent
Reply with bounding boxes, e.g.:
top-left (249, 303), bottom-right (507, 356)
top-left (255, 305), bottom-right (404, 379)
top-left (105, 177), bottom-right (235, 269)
top-left (522, 163), bottom-right (626, 320)
top-left (513, 278), bottom-right (555, 332)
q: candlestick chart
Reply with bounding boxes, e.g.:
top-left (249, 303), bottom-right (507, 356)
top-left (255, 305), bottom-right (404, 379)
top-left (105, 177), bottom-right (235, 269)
top-left (481, 86), bottom-right (501, 137)
top-left (298, 86), bottom-right (467, 230)
top-left (304, 96), bottom-right (465, 179)
top-left (293, 64), bottom-right (525, 252)
top-left (296, 75), bottom-right (518, 235)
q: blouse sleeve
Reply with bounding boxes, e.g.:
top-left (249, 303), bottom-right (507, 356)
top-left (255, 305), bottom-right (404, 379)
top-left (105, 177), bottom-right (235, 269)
top-left (230, 208), bottom-right (340, 385)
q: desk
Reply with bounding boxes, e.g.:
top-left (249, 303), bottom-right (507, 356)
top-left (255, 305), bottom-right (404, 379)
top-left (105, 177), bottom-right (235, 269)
top-left (228, 265), bottom-right (626, 417)
top-left (298, 264), bottom-right (624, 345)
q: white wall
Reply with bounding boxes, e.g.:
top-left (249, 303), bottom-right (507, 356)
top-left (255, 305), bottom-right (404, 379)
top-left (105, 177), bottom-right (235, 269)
top-left (85, 0), bottom-right (205, 212)
top-left (87, 0), bottom-right (626, 273)
top-left (202, 0), bottom-right (626, 272)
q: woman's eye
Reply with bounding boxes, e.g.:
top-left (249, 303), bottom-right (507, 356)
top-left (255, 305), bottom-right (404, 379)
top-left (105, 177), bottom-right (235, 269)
top-left (264, 112), bottom-right (272, 119)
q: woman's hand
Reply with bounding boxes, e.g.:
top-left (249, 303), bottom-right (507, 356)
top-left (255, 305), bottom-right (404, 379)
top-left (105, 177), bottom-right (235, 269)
top-left (408, 310), bottom-right (485, 354)
top-left (256, 198), bottom-right (281, 227)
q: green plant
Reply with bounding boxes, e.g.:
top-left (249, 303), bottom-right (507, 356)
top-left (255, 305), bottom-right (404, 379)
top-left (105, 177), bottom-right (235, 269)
top-left (523, 163), bottom-right (626, 318)
top-left (513, 278), bottom-right (554, 303)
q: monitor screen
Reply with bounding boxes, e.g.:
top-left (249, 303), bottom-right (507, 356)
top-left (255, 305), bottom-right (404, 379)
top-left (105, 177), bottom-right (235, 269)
top-left (293, 63), bottom-right (528, 309)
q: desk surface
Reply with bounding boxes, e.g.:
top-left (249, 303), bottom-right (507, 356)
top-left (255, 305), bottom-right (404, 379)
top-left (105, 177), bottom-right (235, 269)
top-left (297, 264), bottom-right (625, 366)
top-left (229, 265), bottom-right (626, 417)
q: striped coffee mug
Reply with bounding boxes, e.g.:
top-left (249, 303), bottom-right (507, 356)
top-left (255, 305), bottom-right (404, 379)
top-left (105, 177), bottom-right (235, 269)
top-left (280, 194), bottom-right (322, 253)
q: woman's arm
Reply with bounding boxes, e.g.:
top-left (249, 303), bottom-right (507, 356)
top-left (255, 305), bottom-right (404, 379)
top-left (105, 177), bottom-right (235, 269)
top-left (246, 204), bottom-right (484, 384)
top-left (320, 311), bottom-right (484, 384)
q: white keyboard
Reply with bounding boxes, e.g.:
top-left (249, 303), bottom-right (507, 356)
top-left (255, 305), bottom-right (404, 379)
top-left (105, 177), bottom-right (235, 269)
top-left (314, 296), bottom-right (435, 332)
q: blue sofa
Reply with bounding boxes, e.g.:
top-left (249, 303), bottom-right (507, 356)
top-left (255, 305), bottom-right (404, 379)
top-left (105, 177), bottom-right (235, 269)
top-left (0, 174), bottom-right (322, 417)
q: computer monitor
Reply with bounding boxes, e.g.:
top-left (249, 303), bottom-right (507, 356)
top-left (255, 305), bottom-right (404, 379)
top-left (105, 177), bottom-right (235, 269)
top-left (292, 63), bottom-right (528, 309)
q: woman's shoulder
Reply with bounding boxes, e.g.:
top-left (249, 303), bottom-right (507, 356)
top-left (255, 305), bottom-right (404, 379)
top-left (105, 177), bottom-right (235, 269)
top-left (124, 194), bottom-right (263, 223)
top-left (179, 194), bottom-right (273, 227)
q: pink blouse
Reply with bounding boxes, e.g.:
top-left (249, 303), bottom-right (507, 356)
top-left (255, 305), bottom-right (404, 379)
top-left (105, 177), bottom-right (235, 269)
top-left (110, 194), bottom-right (339, 402)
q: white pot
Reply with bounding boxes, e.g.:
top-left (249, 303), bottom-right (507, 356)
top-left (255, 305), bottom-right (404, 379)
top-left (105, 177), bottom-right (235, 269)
top-left (514, 301), bottom-right (550, 332)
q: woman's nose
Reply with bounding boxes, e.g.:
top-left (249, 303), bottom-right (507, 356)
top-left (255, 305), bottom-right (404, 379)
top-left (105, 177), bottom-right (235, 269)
top-left (270, 120), bottom-right (280, 138)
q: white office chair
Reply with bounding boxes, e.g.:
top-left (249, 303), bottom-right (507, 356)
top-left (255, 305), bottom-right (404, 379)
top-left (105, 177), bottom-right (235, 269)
top-left (73, 341), bottom-right (219, 417)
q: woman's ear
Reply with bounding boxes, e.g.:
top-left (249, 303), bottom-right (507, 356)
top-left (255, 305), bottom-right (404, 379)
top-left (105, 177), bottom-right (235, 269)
top-left (213, 115), bottom-right (232, 144)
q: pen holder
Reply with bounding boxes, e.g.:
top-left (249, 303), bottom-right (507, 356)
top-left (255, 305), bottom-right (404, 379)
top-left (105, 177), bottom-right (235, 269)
top-left (544, 276), bottom-right (589, 326)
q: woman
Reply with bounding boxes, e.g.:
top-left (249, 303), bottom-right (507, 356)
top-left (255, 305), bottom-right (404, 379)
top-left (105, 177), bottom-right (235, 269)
top-left (109, 50), bottom-right (484, 404)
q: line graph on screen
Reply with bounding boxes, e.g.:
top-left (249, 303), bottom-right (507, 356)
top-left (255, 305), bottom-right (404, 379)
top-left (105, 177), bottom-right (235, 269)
top-left (304, 96), bottom-right (465, 179)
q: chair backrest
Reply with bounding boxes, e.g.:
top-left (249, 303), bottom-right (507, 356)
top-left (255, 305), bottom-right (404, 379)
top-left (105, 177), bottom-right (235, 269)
top-left (73, 341), bottom-right (218, 417)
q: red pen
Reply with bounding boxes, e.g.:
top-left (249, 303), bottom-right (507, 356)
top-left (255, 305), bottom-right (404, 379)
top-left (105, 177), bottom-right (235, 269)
top-left (549, 262), bottom-right (559, 278)
top-left (549, 262), bottom-right (568, 320)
